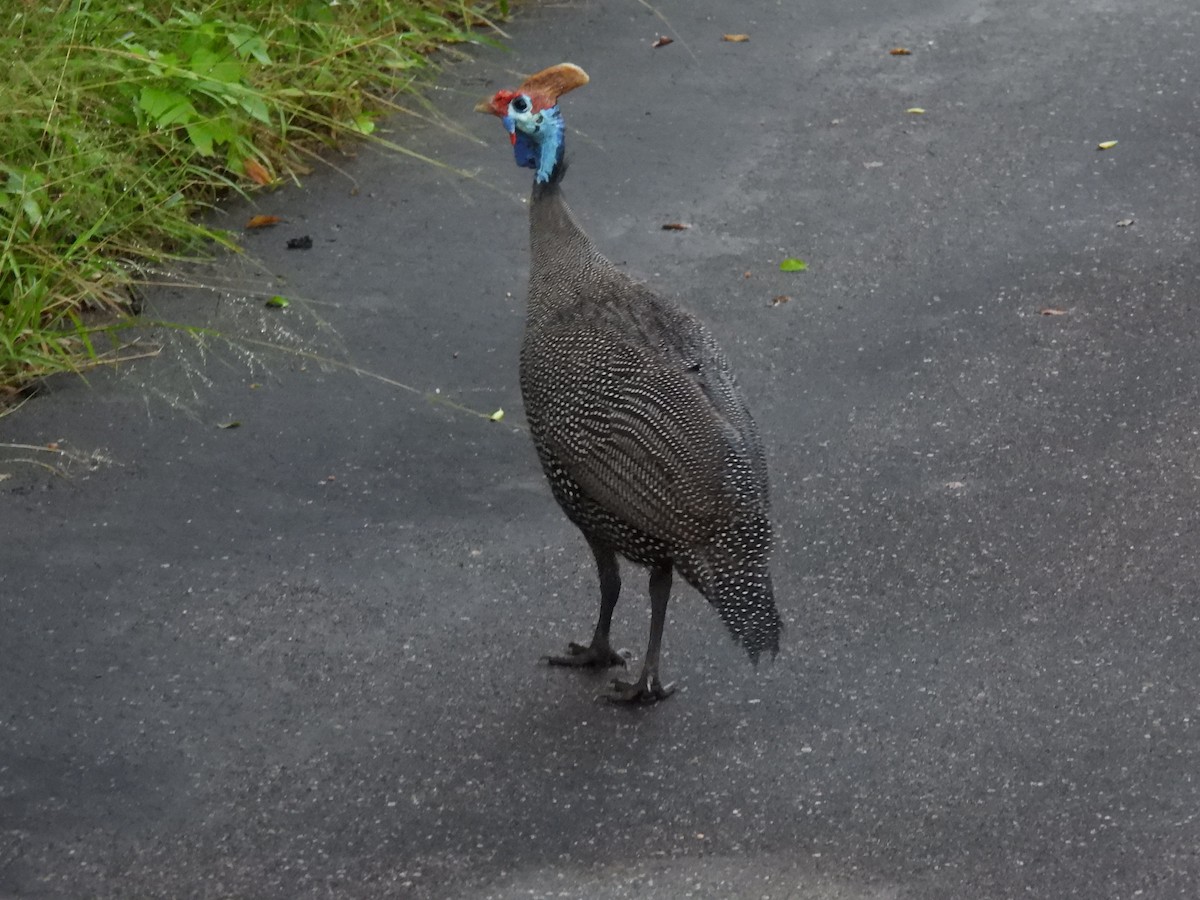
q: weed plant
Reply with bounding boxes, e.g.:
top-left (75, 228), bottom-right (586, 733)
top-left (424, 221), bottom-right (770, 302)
top-left (0, 0), bottom-right (507, 396)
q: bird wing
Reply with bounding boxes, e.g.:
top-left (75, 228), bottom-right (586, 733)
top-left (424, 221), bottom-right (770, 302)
top-left (665, 307), bottom-right (770, 505)
top-left (522, 323), bottom-right (757, 548)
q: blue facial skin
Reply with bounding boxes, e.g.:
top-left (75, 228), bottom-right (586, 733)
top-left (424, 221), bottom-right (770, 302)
top-left (503, 97), bottom-right (565, 184)
top-left (508, 124), bottom-right (540, 170)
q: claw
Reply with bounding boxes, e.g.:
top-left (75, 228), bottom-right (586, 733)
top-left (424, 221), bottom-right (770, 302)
top-left (602, 673), bottom-right (676, 704)
top-left (543, 640), bottom-right (628, 669)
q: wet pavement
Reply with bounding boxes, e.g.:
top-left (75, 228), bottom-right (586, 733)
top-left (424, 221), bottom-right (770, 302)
top-left (3, 0), bottom-right (1200, 896)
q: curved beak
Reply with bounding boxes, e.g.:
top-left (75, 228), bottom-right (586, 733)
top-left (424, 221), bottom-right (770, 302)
top-left (475, 97), bottom-right (498, 115)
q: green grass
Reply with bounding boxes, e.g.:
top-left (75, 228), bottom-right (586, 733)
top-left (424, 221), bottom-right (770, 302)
top-left (0, 0), bottom-right (507, 399)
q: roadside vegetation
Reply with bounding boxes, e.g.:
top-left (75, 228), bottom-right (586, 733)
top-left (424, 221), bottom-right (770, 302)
top-left (0, 0), bottom-right (508, 401)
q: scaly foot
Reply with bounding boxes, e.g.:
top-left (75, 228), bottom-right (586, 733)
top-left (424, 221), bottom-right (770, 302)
top-left (543, 641), bottom-right (629, 669)
top-left (603, 672), bottom-right (676, 704)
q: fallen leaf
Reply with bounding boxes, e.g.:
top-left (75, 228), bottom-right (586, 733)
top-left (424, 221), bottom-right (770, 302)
top-left (1039, 307), bottom-right (1068, 316)
top-left (779, 258), bottom-right (808, 272)
top-left (490, 408), bottom-right (505, 422)
top-left (652, 35), bottom-right (673, 48)
top-left (246, 214), bottom-right (282, 229)
top-left (945, 481), bottom-right (966, 490)
top-left (0, 473), bottom-right (11, 483)
top-left (661, 222), bottom-right (690, 231)
top-left (890, 47), bottom-right (912, 55)
top-left (770, 295), bottom-right (791, 307)
top-left (906, 107), bottom-right (926, 114)
top-left (1116, 218), bottom-right (1134, 227)
top-left (265, 295), bottom-right (290, 308)
top-left (1097, 140), bottom-right (1118, 150)
top-left (723, 34), bottom-right (750, 42)
top-left (46, 442), bottom-right (59, 450)
top-left (743, 271), bottom-right (752, 279)
top-left (244, 158), bottom-right (272, 186)
top-left (218, 421), bottom-right (241, 429)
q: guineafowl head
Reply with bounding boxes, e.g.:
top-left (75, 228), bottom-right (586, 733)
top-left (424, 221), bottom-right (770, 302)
top-left (475, 63), bottom-right (589, 184)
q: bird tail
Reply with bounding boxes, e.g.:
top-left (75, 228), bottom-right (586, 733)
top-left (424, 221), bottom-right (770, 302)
top-left (680, 547), bottom-right (783, 664)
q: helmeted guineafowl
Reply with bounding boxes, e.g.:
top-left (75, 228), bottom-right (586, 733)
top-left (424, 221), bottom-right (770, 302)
top-left (477, 63), bottom-right (781, 703)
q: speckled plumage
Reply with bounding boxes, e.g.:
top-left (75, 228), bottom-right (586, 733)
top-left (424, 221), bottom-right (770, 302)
top-left (520, 173), bottom-right (782, 697)
top-left (479, 64), bottom-right (781, 701)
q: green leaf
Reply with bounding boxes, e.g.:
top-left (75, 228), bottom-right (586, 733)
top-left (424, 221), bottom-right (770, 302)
top-left (779, 258), bottom-right (808, 272)
top-left (4, 167), bottom-right (43, 194)
top-left (186, 117), bottom-right (238, 156)
top-left (185, 121), bottom-right (216, 156)
top-left (189, 47), bottom-right (244, 86)
top-left (237, 93), bottom-right (271, 125)
top-left (350, 113), bottom-right (376, 135)
top-left (265, 295), bottom-right (290, 308)
top-left (21, 195), bottom-right (43, 226)
top-left (228, 27), bottom-right (272, 65)
top-left (139, 86), bottom-right (197, 127)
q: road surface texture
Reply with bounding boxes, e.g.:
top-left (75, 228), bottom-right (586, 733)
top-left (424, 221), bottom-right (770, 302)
top-left (3, 0), bottom-right (1199, 897)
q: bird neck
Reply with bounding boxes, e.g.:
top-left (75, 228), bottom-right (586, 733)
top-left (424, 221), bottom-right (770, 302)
top-left (527, 181), bottom-right (604, 313)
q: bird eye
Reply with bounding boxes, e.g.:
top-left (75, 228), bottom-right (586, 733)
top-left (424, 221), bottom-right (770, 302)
top-left (511, 95), bottom-right (529, 113)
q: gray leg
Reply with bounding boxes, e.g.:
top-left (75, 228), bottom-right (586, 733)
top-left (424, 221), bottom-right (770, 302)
top-left (605, 564), bottom-right (677, 704)
top-left (545, 539), bottom-right (628, 669)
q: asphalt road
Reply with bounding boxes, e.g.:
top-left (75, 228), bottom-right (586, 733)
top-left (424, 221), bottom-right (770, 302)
top-left (3, 0), bottom-right (1200, 897)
